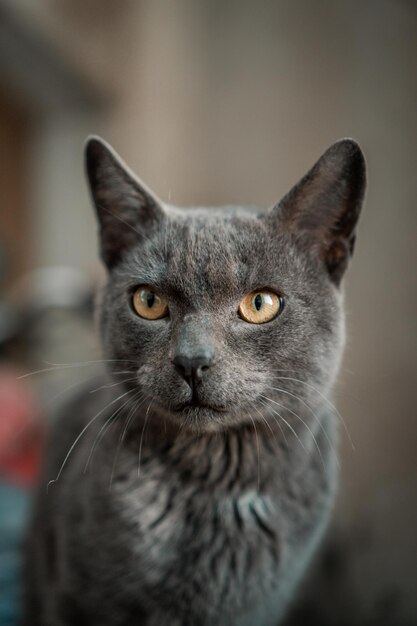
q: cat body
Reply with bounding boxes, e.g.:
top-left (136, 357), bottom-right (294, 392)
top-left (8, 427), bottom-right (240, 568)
top-left (25, 385), bottom-right (336, 626)
top-left (23, 138), bottom-right (365, 625)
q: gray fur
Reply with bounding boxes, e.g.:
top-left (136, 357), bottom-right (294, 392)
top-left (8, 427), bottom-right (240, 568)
top-left (23, 137), bottom-right (365, 625)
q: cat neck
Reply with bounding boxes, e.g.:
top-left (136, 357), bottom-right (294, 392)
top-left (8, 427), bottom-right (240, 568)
top-left (117, 411), bottom-right (308, 495)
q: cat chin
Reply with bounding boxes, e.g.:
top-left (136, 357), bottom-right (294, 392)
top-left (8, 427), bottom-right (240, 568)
top-left (151, 400), bottom-right (267, 434)
top-left (150, 400), bottom-right (243, 433)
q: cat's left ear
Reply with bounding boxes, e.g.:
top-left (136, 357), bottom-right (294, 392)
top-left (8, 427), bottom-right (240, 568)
top-left (85, 136), bottom-right (165, 269)
top-left (269, 139), bottom-right (366, 284)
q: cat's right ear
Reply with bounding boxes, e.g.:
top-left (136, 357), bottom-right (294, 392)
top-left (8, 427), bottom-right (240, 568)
top-left (85, 136), bottom-right (165, 269)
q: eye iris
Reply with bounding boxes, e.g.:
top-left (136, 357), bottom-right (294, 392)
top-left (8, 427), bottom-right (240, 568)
top-left (133, 287), bottom-right (168, 319)
top-left (238, 289), bottom-right (283, 324)
top-left (254, 294), bottom-right (263, 311)
top-left (146, 291), bottom-right (156, 308)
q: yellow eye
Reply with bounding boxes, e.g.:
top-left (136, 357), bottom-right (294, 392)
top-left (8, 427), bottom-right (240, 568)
top-left (132, 287), bottom-right (169, 320)
top-left (238, 290), bottom-right (283, 324)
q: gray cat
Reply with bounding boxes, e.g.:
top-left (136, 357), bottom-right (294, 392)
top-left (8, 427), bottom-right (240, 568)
top-left (23, 137), bottom-right (366, 626)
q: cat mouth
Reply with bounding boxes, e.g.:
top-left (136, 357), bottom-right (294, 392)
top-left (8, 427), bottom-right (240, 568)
top-left (173, 399), bottom-right (228, 414)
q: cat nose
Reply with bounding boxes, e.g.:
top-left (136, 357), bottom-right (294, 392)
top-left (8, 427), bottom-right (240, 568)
top-left (173, 351), bottom-right (214, 385)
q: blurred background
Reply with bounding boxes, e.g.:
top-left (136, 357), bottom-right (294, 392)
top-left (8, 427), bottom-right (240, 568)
top-left (0, 1), bottom-right (416, 624)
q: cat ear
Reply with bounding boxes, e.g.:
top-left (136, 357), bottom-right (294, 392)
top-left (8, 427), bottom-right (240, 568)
top-left (270, 139), bottom-right (366, 284)
top-left (85, 136), bottom-right (165, 268)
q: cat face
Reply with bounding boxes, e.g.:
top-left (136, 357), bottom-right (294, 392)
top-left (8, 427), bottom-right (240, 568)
top-left (86, 138), bottom-right (365, 432)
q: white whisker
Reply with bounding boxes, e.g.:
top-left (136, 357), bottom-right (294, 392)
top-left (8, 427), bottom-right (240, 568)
top-left (248, 415), bottom-right (261, 490)
top-left (266, 386), bottom-right (339, 468)
top-left (90, 377), bottom-right (138, 394)
top-left (18, 359), bottom-right (137, 380)
top-left (137, 400), bottom-right (153, 479)
top-left (83, 391), bottom-right (138, 474)
top-left (257, 399), bottom-right (288, 446)
top-left (274, 375), bottom-right (354, 450)
top-left (259, 397), bottom-right (307, 453)
top-left (260, 394), bottom-right (325, 468)
top-left (46, 387), bottom-right (136, 492)
top-left (109, 391), bottom-right (147, 488)
top-left (251, 402), bottom-right (277, 441)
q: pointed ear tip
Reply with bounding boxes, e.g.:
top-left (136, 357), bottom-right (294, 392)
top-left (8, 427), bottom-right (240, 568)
top-left (331, 138), bottom-right (366, 161)
top-left (84, 137), bottom-right (118, 185)
top-left (84, 135), bottom-right (109, 159)
top-left (325, 139), bottom-right (366, 184)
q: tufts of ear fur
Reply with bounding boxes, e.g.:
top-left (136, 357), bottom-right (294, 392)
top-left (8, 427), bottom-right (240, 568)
top-left (85, 136), bottom-right (164, 269)
top-left (270, 139), bottom-right (366, 285)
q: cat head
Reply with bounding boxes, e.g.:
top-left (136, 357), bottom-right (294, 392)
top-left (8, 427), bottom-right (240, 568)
top-left (86, 137), bottom-right (365, 433)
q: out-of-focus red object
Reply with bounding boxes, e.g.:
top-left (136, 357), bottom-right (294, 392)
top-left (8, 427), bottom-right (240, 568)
top-left (0, 368), bottom-right (43, 487)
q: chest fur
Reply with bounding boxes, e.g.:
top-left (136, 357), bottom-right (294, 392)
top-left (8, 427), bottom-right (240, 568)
top-left (80, 424), bottom-right (332, 623)
top-left (114, 478), bottom-right (284, 620)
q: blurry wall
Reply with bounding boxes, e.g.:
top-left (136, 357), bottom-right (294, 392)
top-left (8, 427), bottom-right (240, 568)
top-left (0, 0), bottom-right (416, 622)
top-left (0, 91), bottom-right (30, 287)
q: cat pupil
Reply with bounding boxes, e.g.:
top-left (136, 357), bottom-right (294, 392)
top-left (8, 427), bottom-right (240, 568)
top-left (254, 294), bottom-right (263, 311)
top-left (147, 292), bottom-right (155, 308)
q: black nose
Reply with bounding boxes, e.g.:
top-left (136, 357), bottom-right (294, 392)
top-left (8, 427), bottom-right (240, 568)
top-left (173, 351), bottom-right (213, 385)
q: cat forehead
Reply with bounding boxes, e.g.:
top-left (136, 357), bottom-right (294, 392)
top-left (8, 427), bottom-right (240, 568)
top-left (165, 204), bottom-right (264, 219)
top-left (123, 208), bottom-right (285, 300)
top-left (154, 208), bottom-right (270, 266)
